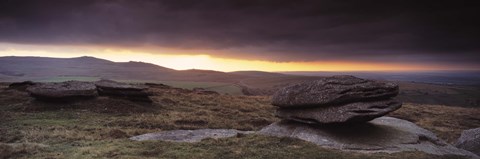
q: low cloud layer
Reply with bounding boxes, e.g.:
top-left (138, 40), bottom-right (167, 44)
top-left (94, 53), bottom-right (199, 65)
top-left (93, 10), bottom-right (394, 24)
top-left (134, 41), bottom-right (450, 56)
top-left (1, 0), bottom-right (479, 66)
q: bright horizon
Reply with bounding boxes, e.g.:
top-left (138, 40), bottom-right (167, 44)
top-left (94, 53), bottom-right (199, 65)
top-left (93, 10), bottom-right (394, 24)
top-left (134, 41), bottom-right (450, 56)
top-left (1, 43), bottom-right (477, 72)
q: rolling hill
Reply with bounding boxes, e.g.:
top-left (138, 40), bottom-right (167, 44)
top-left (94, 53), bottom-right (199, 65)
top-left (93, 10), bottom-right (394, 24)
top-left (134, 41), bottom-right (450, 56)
top-left (0, 56), bottom-right (246, 82)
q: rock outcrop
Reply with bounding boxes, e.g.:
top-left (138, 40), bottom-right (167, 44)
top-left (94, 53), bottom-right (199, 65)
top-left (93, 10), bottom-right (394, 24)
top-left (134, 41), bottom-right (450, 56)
top-left (272, 75), bottom-right (399, 108)
top-left (456, 128), bottom-right (480, 156)
top-left (26, 81), bottom-right (97, 101)
top-left (130, 129), bottom-right (254, 142)
top-left (272, 76), bottom-right (401, 124)
top-left (95, 80), bottom-right (152, 102)
top-left (26, 80), bottom-right (154, 103)
top-left (8, 81), bottom-right (35, 91)
top-left (259, 117), bottom-right (478, 158)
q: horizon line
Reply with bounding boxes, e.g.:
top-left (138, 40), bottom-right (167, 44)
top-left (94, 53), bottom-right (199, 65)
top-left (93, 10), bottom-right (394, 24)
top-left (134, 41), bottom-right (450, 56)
top-left (2, 55), bottom-right (479, 73)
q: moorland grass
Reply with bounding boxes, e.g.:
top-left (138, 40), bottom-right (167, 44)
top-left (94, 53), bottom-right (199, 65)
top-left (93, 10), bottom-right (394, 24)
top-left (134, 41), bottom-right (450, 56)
top-left (0, 83), bottom-right (476, 159)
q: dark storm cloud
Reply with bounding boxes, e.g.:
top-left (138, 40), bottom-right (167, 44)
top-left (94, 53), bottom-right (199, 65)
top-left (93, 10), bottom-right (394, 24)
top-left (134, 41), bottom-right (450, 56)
top-left (0, 0), bottom-right (479, 64)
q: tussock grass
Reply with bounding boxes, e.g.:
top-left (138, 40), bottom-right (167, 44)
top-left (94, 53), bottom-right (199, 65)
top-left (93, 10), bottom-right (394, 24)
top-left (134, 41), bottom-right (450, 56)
top-left (0, 143), bottom-right (47, 159)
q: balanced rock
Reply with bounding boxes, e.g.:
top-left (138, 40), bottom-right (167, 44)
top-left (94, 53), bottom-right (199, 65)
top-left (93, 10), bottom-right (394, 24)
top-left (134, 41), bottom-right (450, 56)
top-left (260, 117), bottom-right (479, 158)
top-left (456, 127), bottom-right (480, 156)
top-left (95, 80), bottom-right (152, 102)
top-left (272, 75), bottom-right (398, 108)
top-left (271, 76), bottom-right (401, 124)
top-left (276, 99), bottom-right (402, 124)
top-left (27, 81), bottom-right (97, 101)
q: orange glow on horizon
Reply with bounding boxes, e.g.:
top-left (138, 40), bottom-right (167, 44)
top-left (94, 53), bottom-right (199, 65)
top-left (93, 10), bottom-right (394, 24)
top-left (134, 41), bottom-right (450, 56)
top-left (0, 43), bottom-right (475, 72)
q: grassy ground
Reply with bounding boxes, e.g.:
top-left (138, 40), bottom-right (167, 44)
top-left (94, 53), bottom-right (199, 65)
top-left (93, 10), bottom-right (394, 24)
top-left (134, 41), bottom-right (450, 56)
top-left (397, 82), bottom-right (480, 107)
top-left (0, 83), bottom-right (477, 159)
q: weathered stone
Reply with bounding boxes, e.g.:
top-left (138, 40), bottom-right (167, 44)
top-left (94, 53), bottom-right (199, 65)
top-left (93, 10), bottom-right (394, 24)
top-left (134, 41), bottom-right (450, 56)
top-left (130, 129), bottom-right (254, 142)
top-left (271, 75), bottom-right (399, 108)
top-left (26, 81), bottom-right (97, 101)
top-left (456, 128), bottom-right (480, 156)
top-left (276, 99), bottom-right (402, 124)
top-left (259, 117), bottom-right (479, 158)
top-left (8, 81), bottom-right (35, 91)
top-left (95, 80), bottom-right (152, 102)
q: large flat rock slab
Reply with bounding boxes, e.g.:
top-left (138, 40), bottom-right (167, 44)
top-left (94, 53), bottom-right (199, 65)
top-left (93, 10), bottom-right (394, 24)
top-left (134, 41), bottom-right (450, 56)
top-left (276, 99), bottom-right (402, 124)
top-left (271, 75), bottom-right (399, 108)
top-left (259, 117), bottom-right (478, 158)
top-left (26, 81), bottom-right (97, 101)
top-left (130, 129), bottom-right (254, 142)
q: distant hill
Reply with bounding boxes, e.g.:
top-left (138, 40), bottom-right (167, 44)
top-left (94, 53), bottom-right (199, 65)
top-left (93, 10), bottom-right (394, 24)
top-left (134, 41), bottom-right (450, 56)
top-left (0, 56), bottom-right (247, 82)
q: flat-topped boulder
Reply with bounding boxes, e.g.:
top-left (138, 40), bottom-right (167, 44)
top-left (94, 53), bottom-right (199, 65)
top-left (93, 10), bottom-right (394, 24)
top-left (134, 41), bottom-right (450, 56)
top-left (276, 99), bottom-right (402, 124)
top-left (95, 80), bottom-right (152, 102)
top-left (271, 75), bottom-right (399, 108)
top-left (259, 117), bottom-right (479, 158)
top-left (27, 81), bottom-right (97, 101)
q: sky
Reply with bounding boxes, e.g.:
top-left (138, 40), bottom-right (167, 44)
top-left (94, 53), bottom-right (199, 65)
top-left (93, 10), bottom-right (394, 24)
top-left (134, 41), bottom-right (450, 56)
top-left (1, 0), bottom-right (479, 71)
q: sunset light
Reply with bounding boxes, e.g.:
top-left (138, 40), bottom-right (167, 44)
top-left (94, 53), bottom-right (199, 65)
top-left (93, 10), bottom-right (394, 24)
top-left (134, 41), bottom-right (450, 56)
top-left (0, 43), bottom-right (472, 72)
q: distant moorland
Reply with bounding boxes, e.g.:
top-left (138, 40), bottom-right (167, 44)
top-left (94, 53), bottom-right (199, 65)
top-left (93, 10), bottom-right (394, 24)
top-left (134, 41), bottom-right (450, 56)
top-left (1, 56), bottom-right (479, 107)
